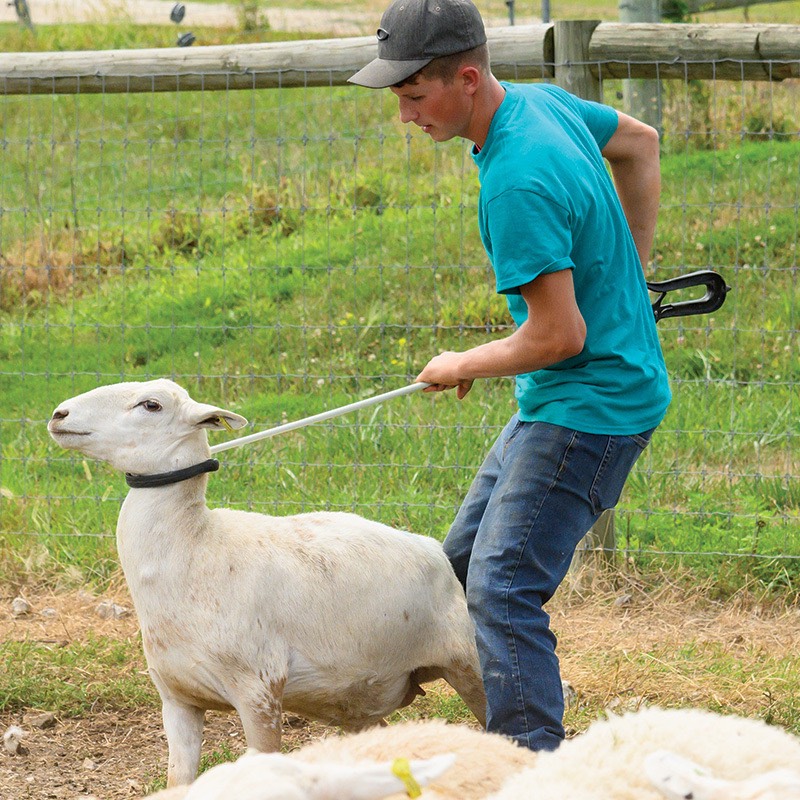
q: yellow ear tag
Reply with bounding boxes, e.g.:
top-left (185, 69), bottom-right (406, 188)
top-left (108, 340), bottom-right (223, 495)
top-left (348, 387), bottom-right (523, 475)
top-left (216, 416), bottom-right (236, 433)
top-left (391, 758), bottom-right (422, 799)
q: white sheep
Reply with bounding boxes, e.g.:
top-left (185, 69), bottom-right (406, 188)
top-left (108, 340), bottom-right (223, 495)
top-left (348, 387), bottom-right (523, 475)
top-left (143, 708), bottom-right (800, 800)
top-left (48, 379), bottom-right (486, 788)
top-left (293, 718), bottom-right (535, 798)
top-left (487, 705), bottom-right (800, 800)
top-left (148, 750), bottom-right (456, 800)
top-left (144, 719), bottom-right (536, 800)
top-left (645, 749), bottom-right (800, 800)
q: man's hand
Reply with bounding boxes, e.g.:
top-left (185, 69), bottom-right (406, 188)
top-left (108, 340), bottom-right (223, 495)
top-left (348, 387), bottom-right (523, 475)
top-left (416, 352), bottom-right (475, 399)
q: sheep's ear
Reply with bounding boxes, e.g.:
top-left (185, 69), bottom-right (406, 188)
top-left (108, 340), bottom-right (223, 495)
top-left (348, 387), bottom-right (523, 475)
top-left (313, 753), bottom-right (456, 800)
top-left (645, 750), bottom-right (719, 800)
top-left (646, 750), bottom-right (800, 800)
top-left (186, 400), bottom-right (248, 431)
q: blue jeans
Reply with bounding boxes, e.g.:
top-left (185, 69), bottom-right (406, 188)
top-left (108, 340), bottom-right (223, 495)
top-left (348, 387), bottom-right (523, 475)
top-left (443, 416), bottom-right (653, 752)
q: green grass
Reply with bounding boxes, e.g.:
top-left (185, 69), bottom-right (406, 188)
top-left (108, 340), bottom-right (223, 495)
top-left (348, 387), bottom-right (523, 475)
top-left (0, 15), bottom-right (798, 792)
top-left (0, 634), bottom-right (156, 714)
top-left (565, 639), bottom-right (800, 733)
top-left (0, 14), bottom-right (798, 598)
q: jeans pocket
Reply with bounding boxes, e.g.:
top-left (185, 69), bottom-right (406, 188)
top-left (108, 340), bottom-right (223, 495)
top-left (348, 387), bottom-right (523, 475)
top-left (501, 416), bottom-right (525, 457)
top-left (628, 430), bottom-right (654, 449)
top-left (589, 432), bottom-right (652, 515)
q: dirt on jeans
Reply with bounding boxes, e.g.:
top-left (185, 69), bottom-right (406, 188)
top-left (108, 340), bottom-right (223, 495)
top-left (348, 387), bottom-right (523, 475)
top-left (2, 580), bottom-right (800, 799)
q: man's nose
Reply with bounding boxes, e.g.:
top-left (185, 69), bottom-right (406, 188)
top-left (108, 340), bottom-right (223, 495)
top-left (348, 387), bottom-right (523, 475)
top-left (398, 101), bottom-right (417, 124)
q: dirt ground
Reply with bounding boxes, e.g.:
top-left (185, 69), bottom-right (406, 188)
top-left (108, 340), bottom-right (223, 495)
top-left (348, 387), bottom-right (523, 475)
top-left (0, 0), bottom-right (373, 35)
top-left (0, 0), bottom-right (538, 34)
top-left (0, 587), bottom-right (341, 799)
top-left (2, 580), bottom-right (799, 799)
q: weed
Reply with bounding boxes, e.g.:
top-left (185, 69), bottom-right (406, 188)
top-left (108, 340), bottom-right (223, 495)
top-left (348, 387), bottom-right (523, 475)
top-left (0, 635), bottom-right (156, 716)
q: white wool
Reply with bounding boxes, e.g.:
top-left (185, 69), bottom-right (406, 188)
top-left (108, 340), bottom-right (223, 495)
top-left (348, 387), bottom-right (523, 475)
top-left (144, 720), bottom-right (534, 800)
top-left (181, 750), bottom-right (456, 800)
top-left (488, 706), bottom-right (800, 800)
top-left (645, 749), bottom-right (800, 800)
top-left (145, 709), bottom-right (800, 800)
top-left (49, 379), bottom-right (485, 788)
top-left (294, 719), bottom-right (537, 799)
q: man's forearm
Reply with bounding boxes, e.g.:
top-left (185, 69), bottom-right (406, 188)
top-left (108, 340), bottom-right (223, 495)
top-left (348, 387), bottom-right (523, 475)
top-left (603, 113), bottom-right (662, 270)
top-left (424, 320), bottom-right (585, 384)
top-left (610, 158), bottom-right (660, 269)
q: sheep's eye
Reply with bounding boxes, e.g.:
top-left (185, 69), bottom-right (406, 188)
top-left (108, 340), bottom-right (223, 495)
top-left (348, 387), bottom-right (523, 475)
top-left (140, 399), bottom-right (162, 412)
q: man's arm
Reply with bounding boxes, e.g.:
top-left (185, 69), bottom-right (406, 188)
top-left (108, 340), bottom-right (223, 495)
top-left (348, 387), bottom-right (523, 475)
top-left (602, 111), bottom-right (661, 269)
top-left (416, 268), bottom-right (586, 398)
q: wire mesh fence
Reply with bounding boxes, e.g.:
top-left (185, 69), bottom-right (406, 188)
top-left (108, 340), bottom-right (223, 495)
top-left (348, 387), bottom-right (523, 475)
top-left (0, 27), bottom-right (798, 579)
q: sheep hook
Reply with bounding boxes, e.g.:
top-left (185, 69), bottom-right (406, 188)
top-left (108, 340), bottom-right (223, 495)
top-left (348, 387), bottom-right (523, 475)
top-left (209, 382), bottom-right (432, 455)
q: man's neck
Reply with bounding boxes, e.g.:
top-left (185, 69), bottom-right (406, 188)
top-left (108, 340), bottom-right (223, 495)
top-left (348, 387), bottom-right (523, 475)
top-left (467, 76), bottom-right (506, 149)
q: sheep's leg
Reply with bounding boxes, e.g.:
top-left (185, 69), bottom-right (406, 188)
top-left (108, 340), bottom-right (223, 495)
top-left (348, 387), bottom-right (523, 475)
top-left (236, 690), bottom-right (284, 753)
top-left (442, 663), bottom-right (487, 726)
top-left (162, 699), bottom-right (205, 787)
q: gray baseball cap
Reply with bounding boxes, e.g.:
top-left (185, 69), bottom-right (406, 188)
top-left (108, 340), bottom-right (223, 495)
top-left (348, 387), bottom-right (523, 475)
top-left (349, 0), bottom-right (487, 89)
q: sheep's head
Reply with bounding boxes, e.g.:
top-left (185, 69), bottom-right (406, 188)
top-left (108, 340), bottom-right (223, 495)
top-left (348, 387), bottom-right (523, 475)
top-left (646, 750), bottom-right (800, 800)
top-left (176, 750), bottom-right (456, 800)
top-left (48, 379), bottom-right (247, 476)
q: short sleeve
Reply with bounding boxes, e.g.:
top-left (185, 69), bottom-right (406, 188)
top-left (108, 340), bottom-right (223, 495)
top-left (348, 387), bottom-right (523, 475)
top-left (573, 97), bottom-right (619, 150)
top-left (483, 188), bottom-right (575, 295)
top-left (539, 84), bottom-right (619, 150)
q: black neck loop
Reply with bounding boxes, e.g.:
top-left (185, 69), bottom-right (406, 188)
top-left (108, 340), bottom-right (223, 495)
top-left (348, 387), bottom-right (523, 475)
top-left (125, 458), bottom-right (220, 489)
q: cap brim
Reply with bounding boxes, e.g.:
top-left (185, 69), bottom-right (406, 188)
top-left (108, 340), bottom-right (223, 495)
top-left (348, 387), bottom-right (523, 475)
top-left (348, 56), bottom-right (433, 88)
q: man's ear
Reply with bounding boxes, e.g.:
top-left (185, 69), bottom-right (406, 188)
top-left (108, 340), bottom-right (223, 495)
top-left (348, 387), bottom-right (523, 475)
top-left (460, 65), bottom-right (482, 95)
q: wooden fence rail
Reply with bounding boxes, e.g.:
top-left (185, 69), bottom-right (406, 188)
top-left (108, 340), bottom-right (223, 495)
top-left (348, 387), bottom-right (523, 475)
top-left (0, 21), bottom-right (798, 95)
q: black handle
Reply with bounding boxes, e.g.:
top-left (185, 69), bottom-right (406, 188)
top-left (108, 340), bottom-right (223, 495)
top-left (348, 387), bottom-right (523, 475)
top-left (647, 270), bottom-right (730, 323)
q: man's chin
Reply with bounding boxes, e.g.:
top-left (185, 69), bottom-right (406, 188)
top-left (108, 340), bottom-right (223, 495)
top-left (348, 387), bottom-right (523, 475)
top-left (426, 128), bottom-right (455, 143)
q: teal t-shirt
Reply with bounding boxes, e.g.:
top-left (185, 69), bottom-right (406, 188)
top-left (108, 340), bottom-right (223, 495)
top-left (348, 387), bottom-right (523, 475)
top-left (472, 82), bottom-right (671, 435)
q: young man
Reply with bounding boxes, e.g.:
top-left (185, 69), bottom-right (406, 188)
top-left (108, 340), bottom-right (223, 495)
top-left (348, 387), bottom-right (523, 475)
top-left (350, 0), bottom-right (671, 752)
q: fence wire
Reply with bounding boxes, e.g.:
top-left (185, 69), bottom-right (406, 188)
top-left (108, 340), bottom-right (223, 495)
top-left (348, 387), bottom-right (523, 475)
top-left (0, 60), bottom-right (797, 575)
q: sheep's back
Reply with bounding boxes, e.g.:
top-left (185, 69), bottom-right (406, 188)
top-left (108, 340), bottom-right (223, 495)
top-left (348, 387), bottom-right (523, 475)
top-left (294, 719), bottom-right (537, 800)
top-left (490, 706), bottom-right (800, 800)
top-left (204, 508), bottom-right (463, 621)
top-left (148, 508), bottom-right (475, 703)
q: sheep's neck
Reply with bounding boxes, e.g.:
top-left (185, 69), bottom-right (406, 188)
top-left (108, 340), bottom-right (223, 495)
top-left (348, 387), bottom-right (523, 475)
top-left (117, 477), bottom-right (211, 584)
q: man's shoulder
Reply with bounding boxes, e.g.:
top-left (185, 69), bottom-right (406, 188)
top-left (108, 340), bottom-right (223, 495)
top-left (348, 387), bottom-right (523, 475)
top-left (486, 85), bottom-right (579, 168)
top-left (503, 81), bottom-right (570, 106)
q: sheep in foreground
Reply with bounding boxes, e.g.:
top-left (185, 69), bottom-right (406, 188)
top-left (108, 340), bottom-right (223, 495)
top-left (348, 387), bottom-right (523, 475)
top-left (148, 750), bottom-right (456, 800)
top-left (486, 705), bottom-right (800, 800)
top-left (293, 718), bottom-right (535, 798)
top-left (48, 379), bottom-right (486, 787)
top-left (646, 749), bottom-right (800, 800)
top-left (144, 708), bottom-right (800, 800)
top-left (145, 719), bottom-right (535, 800)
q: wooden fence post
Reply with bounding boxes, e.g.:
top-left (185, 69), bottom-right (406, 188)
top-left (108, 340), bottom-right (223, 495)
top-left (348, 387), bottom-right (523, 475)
top-left (619, 0), bottom-right (663, 131)
top-left (553, 19), bottom-right (602, 101)
top-left (554, 20), bottom-right (615, 573)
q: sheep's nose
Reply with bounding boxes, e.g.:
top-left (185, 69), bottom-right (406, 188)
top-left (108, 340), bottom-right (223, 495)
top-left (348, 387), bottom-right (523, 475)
top-left (51, 409), bottom-right (69, 421)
